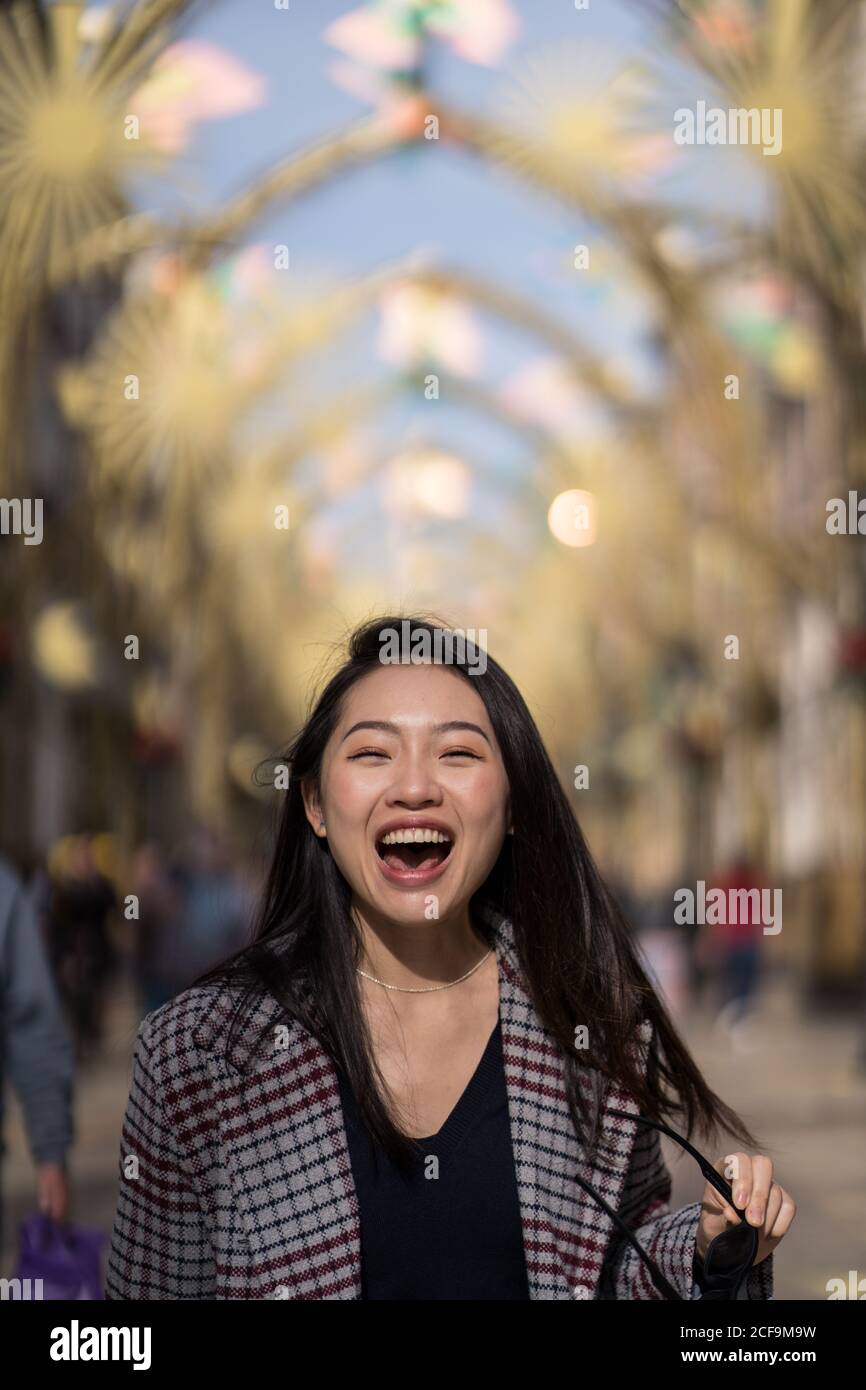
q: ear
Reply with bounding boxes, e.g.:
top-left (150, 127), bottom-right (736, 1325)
top-left (300, 777), bottom-right (326, 837)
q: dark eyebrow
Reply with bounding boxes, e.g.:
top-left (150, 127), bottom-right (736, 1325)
top-left (339, 720), bottom-right (492, 747)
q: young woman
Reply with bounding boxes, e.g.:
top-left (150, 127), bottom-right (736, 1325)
top-left (105, 615), bottom-right (795, 1300)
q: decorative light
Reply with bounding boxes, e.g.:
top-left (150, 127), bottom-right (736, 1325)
top-left (548, 489), bottom-right (597, 548)
top-left (32, 602), bottom-right (97, 689)
top-left (383, 447), bottom-right (470, 519)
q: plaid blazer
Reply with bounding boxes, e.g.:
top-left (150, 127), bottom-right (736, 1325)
top-left (105, 904), bottom-right (774, 1300)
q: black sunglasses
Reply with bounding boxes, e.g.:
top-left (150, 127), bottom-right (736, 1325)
top-left (576, 1109), bottom-right (760, 1301)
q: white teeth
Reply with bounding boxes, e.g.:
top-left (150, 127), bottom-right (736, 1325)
top-left (379, 828), bottom-right (452, 845)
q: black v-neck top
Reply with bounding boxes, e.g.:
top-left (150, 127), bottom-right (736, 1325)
top-left (336, 1018), bottom-right (531, 1300)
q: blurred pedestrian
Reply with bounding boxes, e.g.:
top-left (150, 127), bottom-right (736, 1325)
top-left (697, 853), bottom-right (765, 1044)
top-left (0, 855), bottom-right (75, 1251)
top-left (169, 827), bottom-right (253, 991)
top-left (130, 843), bottom-right (184, 1013)
top-left (44, 836), bottom-right (117, 1062)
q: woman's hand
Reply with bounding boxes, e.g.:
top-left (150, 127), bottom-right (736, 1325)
top-left (696, 1152), bottom-right (796, 1265)
top-left (36, 1162), bottom-right (70, 1223)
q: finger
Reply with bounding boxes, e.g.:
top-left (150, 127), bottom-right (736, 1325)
top-left (718, 1151), bottom-right (753, 1210)
top-left (762, 1182), bottom-right (783, 1236)
top-left (767, 1188), bottom-right (797, 1241)
top-left (709, 1154), bottom-right (748, 1223)
top-left (746, 1154), bottom-right (774, 1226)
top-left (702, 1182), bottom-right (739, 1227)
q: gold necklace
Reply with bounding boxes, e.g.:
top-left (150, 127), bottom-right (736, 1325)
top-left (356, 947), bottom-right (493, 993)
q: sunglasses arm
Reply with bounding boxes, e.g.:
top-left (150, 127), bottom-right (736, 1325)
top-left (607, 1109), bottom-right (741, 1210)
top-left (571, 1168), bottom-right (685, 1300)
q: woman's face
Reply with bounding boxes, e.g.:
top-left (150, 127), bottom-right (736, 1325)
top-left (303, 663), bottom-right (511, 927)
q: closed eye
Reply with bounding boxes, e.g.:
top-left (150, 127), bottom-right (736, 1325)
top-left (347, 749), bottom-right (482, 760)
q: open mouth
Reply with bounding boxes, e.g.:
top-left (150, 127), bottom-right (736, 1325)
top-left (374, 831), bottom-right (454, 879)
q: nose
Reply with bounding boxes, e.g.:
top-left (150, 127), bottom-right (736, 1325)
top-left (385, 747), bottom-right (443, 807)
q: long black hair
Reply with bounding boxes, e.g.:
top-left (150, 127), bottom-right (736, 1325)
top-left (195, 612), bottom-right (763, 1171)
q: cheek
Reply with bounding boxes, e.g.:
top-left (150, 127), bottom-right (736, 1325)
top-left (326, 765), bottom-right (381, 826)
top-left (456, 768), bottom-right (509, 827)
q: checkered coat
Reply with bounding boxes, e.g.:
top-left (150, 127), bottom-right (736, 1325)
top-left (105, 905), bottom-right (774, 1300)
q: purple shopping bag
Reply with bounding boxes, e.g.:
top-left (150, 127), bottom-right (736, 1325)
top-left (13, 1212), bottom-right (105, 1300)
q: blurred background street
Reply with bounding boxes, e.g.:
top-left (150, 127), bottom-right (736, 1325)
top-left (2, 0), bottom-right (866, 1300)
